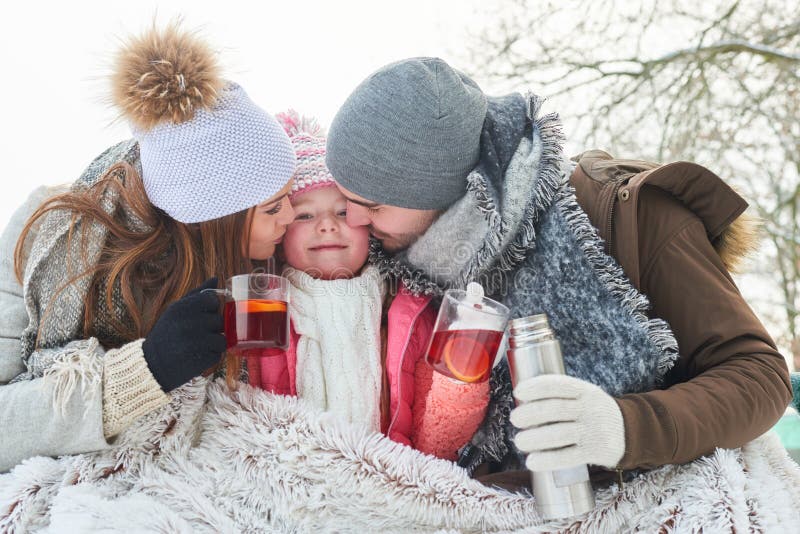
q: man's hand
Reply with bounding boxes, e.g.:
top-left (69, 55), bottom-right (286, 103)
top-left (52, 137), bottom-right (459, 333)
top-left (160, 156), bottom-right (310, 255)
top-left (510, 375), bottom-right (625, 471)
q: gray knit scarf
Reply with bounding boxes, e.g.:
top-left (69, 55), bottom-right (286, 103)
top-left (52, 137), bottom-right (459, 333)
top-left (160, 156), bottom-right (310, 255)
top-left (13, 140), bottom-right (144, 381)
top-left (369, 93), bottom-right (679, 472)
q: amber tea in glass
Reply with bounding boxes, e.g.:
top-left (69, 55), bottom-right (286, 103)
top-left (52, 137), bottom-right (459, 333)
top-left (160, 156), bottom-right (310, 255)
top-left (425, 283), bottom-right (510, 383)
top-left (426, 328), bottom-right (504, 383)
top-left (224, 299), bottom-right (289, 352)
top-left (205, 273), bottom-right (290, 353)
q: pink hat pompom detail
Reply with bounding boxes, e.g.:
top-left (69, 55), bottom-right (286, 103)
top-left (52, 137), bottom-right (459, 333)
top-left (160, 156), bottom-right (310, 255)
top-left (276, 109), bottom-right (336, 198)
top-left (275, 109), bottom-right (325, 138)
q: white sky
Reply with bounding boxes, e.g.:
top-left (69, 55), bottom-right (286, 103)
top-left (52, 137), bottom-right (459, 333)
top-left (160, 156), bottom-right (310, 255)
top-left (0, 0), bottom-right (485, 229)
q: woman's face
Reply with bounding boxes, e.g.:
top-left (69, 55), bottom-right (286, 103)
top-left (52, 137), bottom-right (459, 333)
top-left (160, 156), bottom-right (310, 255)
top-left (247, 180), bottom-right (295, 260)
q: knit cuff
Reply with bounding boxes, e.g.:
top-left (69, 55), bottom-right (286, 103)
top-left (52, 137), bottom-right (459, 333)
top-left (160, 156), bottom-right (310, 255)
top-left (411, 362), bottom-right (490, 460)
top-left (102, 339), bottom-right (171, 439)
top-left (597, 395), bottom-right (626, 469)
top-left (429, 368), bottom-right (491, 404)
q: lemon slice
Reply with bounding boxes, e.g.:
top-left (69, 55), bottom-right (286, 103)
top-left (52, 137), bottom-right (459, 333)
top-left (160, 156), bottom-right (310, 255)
top-left (241, 300), bottom-right (287, 313)
top-left (442, 334), bottom-right (489, 383)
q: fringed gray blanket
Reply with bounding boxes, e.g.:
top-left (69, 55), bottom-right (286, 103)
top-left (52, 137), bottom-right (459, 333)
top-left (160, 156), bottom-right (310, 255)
top-left (2, 379), bottom-right (799, 533)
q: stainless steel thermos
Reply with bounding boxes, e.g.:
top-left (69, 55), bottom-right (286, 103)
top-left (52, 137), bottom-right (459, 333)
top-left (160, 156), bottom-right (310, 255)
top-left (506, 314), bottom-right (596, 520)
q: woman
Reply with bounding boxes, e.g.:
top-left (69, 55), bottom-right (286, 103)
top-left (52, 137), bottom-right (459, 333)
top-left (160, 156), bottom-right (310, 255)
top-left (0, 24), bottom-right (296, 472)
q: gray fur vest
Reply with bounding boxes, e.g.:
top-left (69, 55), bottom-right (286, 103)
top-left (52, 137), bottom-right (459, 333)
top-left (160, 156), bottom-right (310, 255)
top-left (369, 93), bottom-right (679, 472)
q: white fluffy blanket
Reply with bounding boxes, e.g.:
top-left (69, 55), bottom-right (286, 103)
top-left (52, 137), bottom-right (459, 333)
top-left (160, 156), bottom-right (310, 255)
top-left (2, 379), bottom-right (800, 533)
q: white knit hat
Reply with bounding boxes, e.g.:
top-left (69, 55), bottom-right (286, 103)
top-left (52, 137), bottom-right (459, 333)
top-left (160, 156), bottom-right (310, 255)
top-left (134, 83), bottom-right (296, 223)
top-left (113, 24), bottom-right (296, 223)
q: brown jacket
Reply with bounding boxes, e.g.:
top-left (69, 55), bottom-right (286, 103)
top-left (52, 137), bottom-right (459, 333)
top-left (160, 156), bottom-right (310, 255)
top-left (570, 150), bottom-right (793, 470)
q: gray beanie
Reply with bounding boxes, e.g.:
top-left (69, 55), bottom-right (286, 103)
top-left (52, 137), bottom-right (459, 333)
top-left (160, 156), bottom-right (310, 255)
top-left (326, 58), bottom-right (488, 210)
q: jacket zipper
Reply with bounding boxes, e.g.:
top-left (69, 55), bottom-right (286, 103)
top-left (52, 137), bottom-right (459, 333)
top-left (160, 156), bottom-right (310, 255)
top-left (608, 181), bottom-right (624, 491)
top-left (605, 180), bottom-right (623, 256)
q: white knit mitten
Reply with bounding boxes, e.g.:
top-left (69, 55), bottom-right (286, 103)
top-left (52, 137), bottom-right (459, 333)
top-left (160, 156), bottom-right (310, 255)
top-left (510, 374), bottom-right (625, 470)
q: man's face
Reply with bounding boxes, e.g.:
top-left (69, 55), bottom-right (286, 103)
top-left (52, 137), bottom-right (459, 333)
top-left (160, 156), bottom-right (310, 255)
top-left (335, 183), bottom-right (441, 253)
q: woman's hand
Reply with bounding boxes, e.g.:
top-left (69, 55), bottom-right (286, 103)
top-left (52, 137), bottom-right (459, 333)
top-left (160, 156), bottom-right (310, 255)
top-left (142, 278), bottom-right (226, 392)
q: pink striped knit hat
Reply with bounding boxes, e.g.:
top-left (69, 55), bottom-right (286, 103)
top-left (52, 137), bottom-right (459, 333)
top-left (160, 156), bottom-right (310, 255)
top-left (275, 110), bottom-right (336, 199)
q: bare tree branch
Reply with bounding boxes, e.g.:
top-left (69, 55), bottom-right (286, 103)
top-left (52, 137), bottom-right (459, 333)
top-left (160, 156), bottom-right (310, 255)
top-left (461, 0), bottom-right (800, 363)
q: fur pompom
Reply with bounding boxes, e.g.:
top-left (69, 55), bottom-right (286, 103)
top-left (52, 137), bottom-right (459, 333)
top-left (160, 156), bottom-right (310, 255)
top-left (275, 109), bottom-right (326, 138)
top-left (111, 22), bottom-right (224, 131)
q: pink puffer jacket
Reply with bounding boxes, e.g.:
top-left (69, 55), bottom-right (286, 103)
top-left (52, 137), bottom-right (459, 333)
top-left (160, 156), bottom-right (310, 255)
top-left (246, 283), bottom-right (489, 461)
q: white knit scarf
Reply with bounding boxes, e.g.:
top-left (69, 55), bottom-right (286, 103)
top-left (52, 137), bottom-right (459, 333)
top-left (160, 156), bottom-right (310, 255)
top-left (283, 266), bottom-right (385, 432)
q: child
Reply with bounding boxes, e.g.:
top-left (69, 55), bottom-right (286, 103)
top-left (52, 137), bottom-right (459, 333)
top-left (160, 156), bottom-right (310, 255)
top-left (246, 111), bottom-right (489, 460)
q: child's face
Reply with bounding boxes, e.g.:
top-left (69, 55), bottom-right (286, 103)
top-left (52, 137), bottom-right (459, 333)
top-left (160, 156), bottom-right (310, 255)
top-left (282, 186), bottom-right (370, 280)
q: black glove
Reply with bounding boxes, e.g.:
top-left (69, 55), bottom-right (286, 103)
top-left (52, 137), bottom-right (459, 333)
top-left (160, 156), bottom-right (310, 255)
top-left (142, 277), bottom-right (226, 392)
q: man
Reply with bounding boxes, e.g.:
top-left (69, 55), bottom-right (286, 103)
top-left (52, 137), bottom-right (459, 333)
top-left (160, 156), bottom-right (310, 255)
top-left (325, 57), bottom-right (792, 480)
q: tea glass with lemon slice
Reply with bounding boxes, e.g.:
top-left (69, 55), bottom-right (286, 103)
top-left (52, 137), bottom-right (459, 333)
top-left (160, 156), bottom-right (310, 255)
top-left (222, 275), bottom-right (289, 352)
top-left (204, 273), bottom-right (290, 388)
top-left (208, 273), bottom-right (290, 352)
top-left (425, 283), bottom-right (510, 383)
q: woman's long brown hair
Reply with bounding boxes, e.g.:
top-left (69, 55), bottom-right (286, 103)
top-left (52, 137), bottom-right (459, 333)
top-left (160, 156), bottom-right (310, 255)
top-left (14, 161), bottom-right (255, 350)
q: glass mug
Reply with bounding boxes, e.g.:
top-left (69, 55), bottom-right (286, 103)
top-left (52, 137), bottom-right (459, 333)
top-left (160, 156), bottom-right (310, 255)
top-left (204, 273), bottom-right (291, 354)
top-left (425, 283), bottom-right (510, 383)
